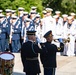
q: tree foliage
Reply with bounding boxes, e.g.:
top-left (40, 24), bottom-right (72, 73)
top-left (0, 0), bottom-right (76, 15)
top-left (61, 0), bottom-right (76, 14)
top-left (42, 0), bottom-right (76, 14)
top-left (0, 0), bottom-right (43, 13)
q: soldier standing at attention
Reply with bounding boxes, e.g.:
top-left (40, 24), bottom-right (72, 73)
top-left (21, 30), bottom-right (46, 75)
top-left (0, 14), bottom-right (9, 52)
top-left (9, 15), bottom-right (21, 52)
top-left (40, 30), bottom-right (64, 75)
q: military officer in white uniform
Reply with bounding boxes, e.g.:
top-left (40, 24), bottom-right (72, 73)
top-left (42, 8), bottom-right (55, 42)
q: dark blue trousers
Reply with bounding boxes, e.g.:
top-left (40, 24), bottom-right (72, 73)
top-left (26, 73), bottom-right (40, 75)
top-left (12, 40), bottom-right (21, 52)
top-left (44, 68), bottom-right (56, 75)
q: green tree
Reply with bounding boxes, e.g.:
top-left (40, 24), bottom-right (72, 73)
top-left (0, 0), bottom-right (12, 11)
top-left (61, 0), bottom-right (76, 14)
top-left (42, 0), bottom-right (76, 14)
top-left (0, 0), bottom-right (43, 13)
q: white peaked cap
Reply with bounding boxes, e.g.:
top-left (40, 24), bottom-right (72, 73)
top-left (30, 10), bottom-right (36, 14)
top-left (31, 6), bottom-right (37, 9)
top-left (11, 10), bottom-right (16, 13)
top-left (67, 16), bottom-right (72, 20)
top-left (62, 14), bottom-right (68, 17)
top-left (42, 10), bottom-right (47, 14)
top-left (23, 11), bottom-right (28, 15)
top-left (11, 15), bottom-right (17, 19)
top-left (18, 7), bottom-right (24, 10)
top-left (55, 11), bottom-right (61, 14)
top-left (70, 13), bottom-right (76, 16)
top-left (5, 9), bottom-right (11, 12)
top-left (24, 18), bottom-right (31, 23)
top-left (53, 15), bottom-right (59, 18)
top-left (36, 14), bottom-right (40, 17)
top-left (46, 8), bottom-right (53, 11)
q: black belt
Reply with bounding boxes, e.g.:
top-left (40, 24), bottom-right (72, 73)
top-left (26, 57), bottom-right (38, 60)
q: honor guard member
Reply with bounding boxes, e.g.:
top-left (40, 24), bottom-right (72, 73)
top-left (21, 12), bottom-right (29, 45)
top-left (29, 10), bottom-right (36, 21)
top-left (66, 16), bottom-right (75, 56)
top-left (21, 30), bottom-right (46, 75)
top-left (22, 11), bottom-right (29, 28)
top-left (5, 9), bottom-right (11, 24)
top-left (29, 10), bottom-right (36, 29)
top-left (40, 30), bottom-right (64, 75)
top-left (10, 15), bottom-right (21, 52)
top-left (53, 15), bottom-right (63, 55)
top-left (18, 7), bottom-right (24, 17)
top-left (53, 15), bottom-right (63, 41)
top-left (0, 10), bottom-right (3, 14)
top-left (62, 14), bottom-right (68, 34)
top-left (21, 18), bottom-right (34, 43)
top-left (18, 7), bottom-right (24, 27)
top-left (34, 14), bottom-right (42, 40)
top-left (18, 7), bottom-right (24, 26)
top-left (5, 9), bottom-right (12, 51)
top-left (18, 7), bottom-right (24, 47)
top-left (23, 12), bottom-right (28, 20)
top-left (70, 13), bottom-right (76, 56)
top-left (55, 11), bottom-right (63, 22)
top-left (62, 14), bottom-right (68, 56)
top-left (70, 12), bottom-right (76, 24)
top-left (0, 14), bottom-right (9, 52)
top-left (34, 14), bottom-right (41, 30)
top-left (11, 10), bottom-right (16, 16)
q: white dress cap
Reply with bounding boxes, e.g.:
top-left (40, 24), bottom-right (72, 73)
top-left (53, 15), bottom-right (59, 19)
top-left (70, 13), bottom-right (76, 16)
top-left (18, 7), bottom-right (24, 11)
top-left (5, 9), bottom-right (11, 12)
top-left (31, 6), bottom-right (37, 9)
top-left (36, 14), bottom-right (40, 18)
top-left (11, 10), bottom-right (16, 13)
top-left (11, 15), bottom-right (17, 19)
top-left (24, 18), bottom-right (31, 23)
top-left (46, 8), bottom-right (53, 11)
top-left (23, 11), bottom-right (28, 15)
top-left (55, 11), bottom-right (61, 14)
top-left (62, 14), bottom-right (68, 17)
top-left (42, 10), bottom-right (47, 14)
top-left (30, 10), bottom-right (36, 14)
top-left (67, 16), bottom-right (72, 20)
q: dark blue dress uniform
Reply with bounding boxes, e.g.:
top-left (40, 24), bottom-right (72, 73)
top-left (11, 16), bottom-right (21, 52)
top-left (21, 18), bottom-right (35, 43)
top-left (0, 14), bottom-right (9, 52)
top-left (40, 30), bottom-right (64, 75)
top-left (21, 30), bottom-right (46, 75)
top-left (5, 17), bottom-right (11, 51)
